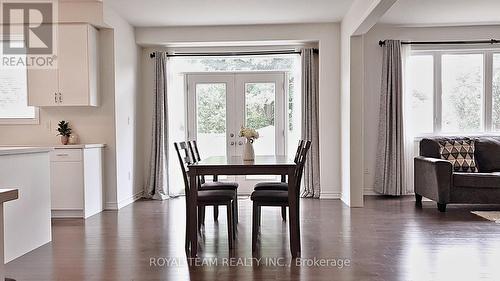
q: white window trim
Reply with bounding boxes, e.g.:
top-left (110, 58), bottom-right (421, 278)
top-left (411, 48), bottom-right (500, 137)
top-left (0, 37), bottom-right (39, 125)
top-left (0, 108), bottom-right (40, 125)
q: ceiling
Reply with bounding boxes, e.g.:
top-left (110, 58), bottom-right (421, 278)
top-left (105, 0), bottom-right (354, 27)
top-left (380, 0), bottom-right (500, 26)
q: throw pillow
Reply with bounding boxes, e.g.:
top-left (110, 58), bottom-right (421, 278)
top-left (474, 137), bottom-right (500, 172)
top-left (438, 138), bottom-right (478, 172)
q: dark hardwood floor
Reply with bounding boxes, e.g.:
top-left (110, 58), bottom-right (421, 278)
top-left (5, 196), bottom-right (500, 281)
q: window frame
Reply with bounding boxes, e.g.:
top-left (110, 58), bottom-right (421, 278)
top-left (0, 38), bottom-right (39, 125)
top-left (409, 47), bottom-right (500, 137)
top-left (0, 65), bottom-right (39, 125)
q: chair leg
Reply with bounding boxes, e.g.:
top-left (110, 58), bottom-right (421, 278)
top-left (185, 207), bottom-right (190, 253)
top-left (226, 203), bottom-right (234, 249)
top-left (231, 201), bottom-right (237, 240)
top-left (213, 204), bottom-right (219, 221)
top-left (437, 203), bottom-right (447, 212)
top-left (233, 194), bottom-right (239, 224)
top-left (198, 205), bottom-right (205, 230)
top-left (252, 202), bottom-right (259, 252)
top-left (281, 206), bottom-right (287, 221)
top-left (415, 194), bottom-right (423, 207)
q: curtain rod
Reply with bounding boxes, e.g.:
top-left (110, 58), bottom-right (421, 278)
top-left (149, 48), bottom-right (318, 58)
top-left (378, 39), bottom-right (500, 47)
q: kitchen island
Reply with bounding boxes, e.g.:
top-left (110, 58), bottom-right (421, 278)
top-left (0, 147), bottom-right (52, 263)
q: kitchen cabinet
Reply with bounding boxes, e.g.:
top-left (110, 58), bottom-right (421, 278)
top-left (50, 145), bottom-right (104, 218)
top-left (28, 24), bottom-right (99, 106)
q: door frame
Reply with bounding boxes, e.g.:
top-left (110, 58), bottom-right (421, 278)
top-left (185, 71), bottom-right (288, 157)
top-left (185, 71), bottom-right (288, 193)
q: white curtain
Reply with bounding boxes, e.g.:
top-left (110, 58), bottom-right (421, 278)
top-left (145, 52), bottom-right (169, 200)
top-left (401, 44), bottom-right (415, 195)
top-left (375, 40), bottom-right (413, 195)
top-left (300, 48), bottom-right (321, 198)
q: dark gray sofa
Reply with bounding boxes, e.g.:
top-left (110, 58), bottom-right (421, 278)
top-left (414, 136), bottom-right (500, 212)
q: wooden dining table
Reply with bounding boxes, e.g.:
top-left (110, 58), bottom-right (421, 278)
top-left (187, 155), bottom-right (300, 258)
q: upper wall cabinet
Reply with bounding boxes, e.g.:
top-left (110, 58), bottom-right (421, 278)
top-left (28, 24), bottom-right (99, 107)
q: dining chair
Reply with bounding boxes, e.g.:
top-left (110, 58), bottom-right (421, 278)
top-left (253, 140), bottom-right (305, 220)
top-left (188, 140), bottom-right (239, 225)
top-left (174, 142), bottom-right (236, 250)
top-left (250, 140), bottom-right (311, 252)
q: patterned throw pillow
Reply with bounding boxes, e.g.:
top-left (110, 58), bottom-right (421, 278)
top-left (438, 138), bottom-right (478, 172)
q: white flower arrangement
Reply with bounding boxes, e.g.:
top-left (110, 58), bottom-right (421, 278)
top-left (239, 127), bottom-right (259, 143)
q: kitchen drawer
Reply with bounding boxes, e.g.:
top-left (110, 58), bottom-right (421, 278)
top-left (50, 149), bottom-right (82, 162)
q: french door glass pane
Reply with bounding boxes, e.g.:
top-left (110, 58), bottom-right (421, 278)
top-left (493, 54), bottom-right (500, 131)
top-left (245, 82), bottom-right (276, 156)
top-left (407, 55), bottom-right (434, 134)
top-left (442, 54), bottom-right (484, 133)
top-left (196, 83), bottom-right (227, 158)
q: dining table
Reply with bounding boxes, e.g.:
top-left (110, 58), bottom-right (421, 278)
top-left (186, 155), bottom-right (300, 258)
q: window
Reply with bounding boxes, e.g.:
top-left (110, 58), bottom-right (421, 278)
top-left (492, 54), bottom-right (500, 130)
top-left (407, 50), bottom-right (500, 135)
top-left (0, 40), bottom-right (38, 124)
top-left (407, 55), bottom-right (434, 134)
top-left (441, 54), bottom-right (484, 132)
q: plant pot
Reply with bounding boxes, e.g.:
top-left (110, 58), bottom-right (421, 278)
top-left (243, 139), bottom-right (255, 161)
top-left (60, 135), bottom-right (70, 145)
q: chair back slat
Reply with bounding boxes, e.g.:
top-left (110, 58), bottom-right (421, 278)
top-left (293, 140), bottom-right (305, 163)
top-left (188, 140), bottom-right (202, 162)
top-left (293, 140), bottom-right (311, 195)
top-left (174, 142), bottom-right (193, 196)
top-left (188, 140), bottom-right (207, 184)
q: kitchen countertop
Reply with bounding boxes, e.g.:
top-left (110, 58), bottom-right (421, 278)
top-left (0, 144), bottom-right (106, 150)
top-left (0, 189), bottom-right (18, 204)
top-left (0, 147), bottom-right (53, 156)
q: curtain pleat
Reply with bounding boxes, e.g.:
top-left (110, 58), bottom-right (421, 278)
top-left (145, 52), bottom-right (169, 200)
top-left (375, 40), bottom-right (407, 196)
top-left (300, 48), bottom-right (321, 198)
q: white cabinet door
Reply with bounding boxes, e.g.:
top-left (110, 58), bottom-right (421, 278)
top-left (57, 24), bottom-right (89, 106)
top-left (50, 161), bottom-right (84, 210)
top-left (27, 69), bottom-right (58, 106)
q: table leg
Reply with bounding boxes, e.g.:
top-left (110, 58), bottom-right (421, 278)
top-left (287, 167), bottom-right (300, 258)
top-left (189, 172), bottom-right (198, 257)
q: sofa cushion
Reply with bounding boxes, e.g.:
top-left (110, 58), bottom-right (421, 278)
top-left (474, 137), bottom-right (500, 172)
top-left (438, 138), bottom-right (478, 172)
top-left (420, 136), bottom-right (471, 158)
top-left (453, 172), bottom-right (500, 188)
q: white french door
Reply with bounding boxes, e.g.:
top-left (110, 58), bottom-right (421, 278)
top-left (186, 72), bottom-right (286, 194)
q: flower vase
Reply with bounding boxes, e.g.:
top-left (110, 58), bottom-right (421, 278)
top-left (243, 139), bottom-right (255, 161)
top-left (60, 135), bottom-right (69, 145)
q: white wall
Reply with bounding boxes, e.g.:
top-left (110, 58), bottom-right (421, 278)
top-left (362, 24), bottom-right (500, 194)
top-left (103, 5), bottom-right (142, 209)
top-left (136, 23), bottom-right (342, 199)
top-left (0, 4), bottom-right (141, 210)
top-left (339, 0), bottom-right (395, 207)
top-left (0, 36), bottom-right (118, 211)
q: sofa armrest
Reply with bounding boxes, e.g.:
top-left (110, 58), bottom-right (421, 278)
top-left (414, 156), bottom-right (452, 203)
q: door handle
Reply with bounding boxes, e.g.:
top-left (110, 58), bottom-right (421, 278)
top-left (230, 141), bottom-right (235, 146)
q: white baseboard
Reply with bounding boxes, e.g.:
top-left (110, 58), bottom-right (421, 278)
top-left (51, 209), bottom-right (84, 219)
top-left (105, 190), bottom-right (143, 210)
top-left (363, 187), bottom-right (379, 195)
top-left (320, 191), bottom-right (341, 199)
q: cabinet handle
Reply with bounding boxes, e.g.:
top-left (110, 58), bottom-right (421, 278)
top-left (58, 93), bottom-right (62, 103)
top-left (56, 153), bottom-right (69, 157)
top-left (54, 93), bottom-right (58, 103)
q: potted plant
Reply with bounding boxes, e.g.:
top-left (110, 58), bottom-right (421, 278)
top-left (57, 120), bottom-right (72, 145)
top-left (239, 126), bottom-right (259, 160)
